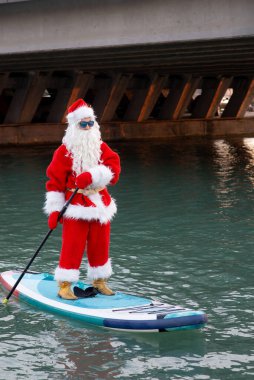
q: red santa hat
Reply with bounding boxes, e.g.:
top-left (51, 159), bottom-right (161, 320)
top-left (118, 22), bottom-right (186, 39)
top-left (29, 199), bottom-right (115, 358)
top-left (66, 98), bottom-right (95, 124)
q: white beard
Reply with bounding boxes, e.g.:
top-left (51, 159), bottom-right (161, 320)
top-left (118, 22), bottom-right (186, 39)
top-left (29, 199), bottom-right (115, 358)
top-left (62, 121), bottom-right (102, 175)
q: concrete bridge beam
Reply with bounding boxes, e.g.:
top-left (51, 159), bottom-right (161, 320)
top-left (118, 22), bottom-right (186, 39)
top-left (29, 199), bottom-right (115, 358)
top-left (0, 0), bottom-right (254, 54)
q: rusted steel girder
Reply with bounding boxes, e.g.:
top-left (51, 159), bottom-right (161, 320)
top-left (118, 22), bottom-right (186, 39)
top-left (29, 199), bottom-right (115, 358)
top-left (0, 70), bottom-right (253, 134)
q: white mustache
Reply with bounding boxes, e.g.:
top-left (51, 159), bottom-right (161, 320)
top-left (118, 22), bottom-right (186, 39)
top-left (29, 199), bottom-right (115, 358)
top-left (62, 121), bottom-right (102, 175)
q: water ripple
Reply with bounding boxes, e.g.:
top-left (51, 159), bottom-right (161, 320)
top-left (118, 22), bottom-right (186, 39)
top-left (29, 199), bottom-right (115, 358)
top-left (1, 140), bottom-right (254, 379)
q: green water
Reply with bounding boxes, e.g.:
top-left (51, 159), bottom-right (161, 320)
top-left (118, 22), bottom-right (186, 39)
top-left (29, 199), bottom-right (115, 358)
top-left (0, 138), bottom-right (253, 380)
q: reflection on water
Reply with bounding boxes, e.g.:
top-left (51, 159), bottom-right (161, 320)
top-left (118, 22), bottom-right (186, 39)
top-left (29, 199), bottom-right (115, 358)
top-left (0, 138), bottom-right (254, 379)
top-left (243, 138), bottom-right (254, 189)
top-left (213, 140), bottom-right (238, 209)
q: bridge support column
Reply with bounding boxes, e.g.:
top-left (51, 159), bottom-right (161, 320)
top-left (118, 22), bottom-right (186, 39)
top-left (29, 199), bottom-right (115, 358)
top-left (222, 77), bottom-right (254, 118)
top-left (92, 77), bottom-right (114, 120)
top-left (123, 76), bottom-right (150, 121)
top-left (100, 74), bottom-right (132, 122)
top-left (159, 76), bottom-right (201, 120)
top-left (46, 74), bottom-right (75, 123)
top-left (4, 72), bottom-right (49, 124)
top-left (191, 77), bottom-right (225, 118)
top-left (137, 74), bottom-right (168, 122)
top-left (205, 77), bottom-right (233, 118)
top-left (0, 73), bottom-right (9, 96)
top-left (61, 72), bottom-right (94, 122)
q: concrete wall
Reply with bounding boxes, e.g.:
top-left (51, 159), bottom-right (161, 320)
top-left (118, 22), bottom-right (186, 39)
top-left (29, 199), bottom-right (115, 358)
top-left (0, 0), bottom-right (254, 54)
top-left (1, 118), bottom-right (254, 145)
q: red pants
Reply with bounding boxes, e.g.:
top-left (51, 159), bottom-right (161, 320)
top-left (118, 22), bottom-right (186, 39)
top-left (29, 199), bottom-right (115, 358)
top-left (59, 218), bottom-right (111, 270)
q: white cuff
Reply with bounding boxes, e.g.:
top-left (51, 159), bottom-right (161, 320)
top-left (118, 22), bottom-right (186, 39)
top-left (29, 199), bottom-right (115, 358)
top-left (43, 191), bottom-right (65, 215)
top-left (87, 259), bottom-right (113, 280)
top-left (54, 267), bottom-right (80, 282)
top-left (89, 165), bottom-right (114, 188)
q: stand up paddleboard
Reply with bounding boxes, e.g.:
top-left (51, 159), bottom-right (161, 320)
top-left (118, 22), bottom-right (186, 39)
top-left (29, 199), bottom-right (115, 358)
top-left (0, 271), bottom-right (207, 333)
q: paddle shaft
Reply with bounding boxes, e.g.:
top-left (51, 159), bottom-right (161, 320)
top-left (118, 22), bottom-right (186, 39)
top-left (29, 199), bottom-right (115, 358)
top-left (3, 188), bottom-right (79, 303)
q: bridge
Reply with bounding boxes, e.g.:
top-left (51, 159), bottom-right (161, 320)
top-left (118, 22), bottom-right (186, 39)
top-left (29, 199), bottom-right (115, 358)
top-left (0, 0), bottom-right (254, 144)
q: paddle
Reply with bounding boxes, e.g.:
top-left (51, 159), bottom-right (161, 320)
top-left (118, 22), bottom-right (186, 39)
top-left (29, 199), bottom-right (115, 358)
top-left (2, 188), bottom-right (79, 305)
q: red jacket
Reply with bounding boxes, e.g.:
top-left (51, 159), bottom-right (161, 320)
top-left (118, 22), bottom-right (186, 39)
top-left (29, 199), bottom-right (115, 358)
top-left (44, 142), bottom-right (121, 224)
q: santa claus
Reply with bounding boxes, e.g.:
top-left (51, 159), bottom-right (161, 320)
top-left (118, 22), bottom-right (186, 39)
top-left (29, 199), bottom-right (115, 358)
top-left (44, 99), bottom-right (121, 299)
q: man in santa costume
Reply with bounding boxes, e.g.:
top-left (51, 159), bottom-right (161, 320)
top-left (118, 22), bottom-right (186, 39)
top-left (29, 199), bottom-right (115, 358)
top-left (44, 98), bottom-right (121, 300)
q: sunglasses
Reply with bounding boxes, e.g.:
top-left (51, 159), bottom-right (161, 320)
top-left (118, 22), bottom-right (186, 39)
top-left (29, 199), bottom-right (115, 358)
top-left (79, 120), bottom-right (94, 128)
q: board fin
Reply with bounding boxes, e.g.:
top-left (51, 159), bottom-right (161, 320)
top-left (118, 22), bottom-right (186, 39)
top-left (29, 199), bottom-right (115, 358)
top-left (73, 286), bottom-right (98, 298)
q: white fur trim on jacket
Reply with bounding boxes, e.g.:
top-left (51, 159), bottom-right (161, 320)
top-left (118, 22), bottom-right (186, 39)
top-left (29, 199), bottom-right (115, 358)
top-left (54, 267), bottom-right (80, 282)
top-left (89, 165), bottom-right (114, 188)
top-left (44, 191), bottom-right (65, 215)
top-left (67, 106), bottom-right (95, 124)
top-left (87, 259), bottom-right (113, 280)
top-left (64, 196), bottom-right (117, 224)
